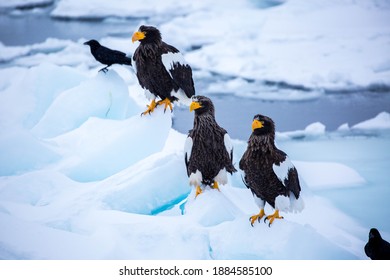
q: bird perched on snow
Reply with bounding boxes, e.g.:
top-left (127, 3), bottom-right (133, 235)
top-left (364, 228), bottom-right (390, 260)
top-left (184, 96), bottom-right (236, 197)
top-left (84, 39), bottom-right (132, 73)
top-left (131, 25), bottom-right (195, 115)
top-left (239, 114), bottom-right (304, 226)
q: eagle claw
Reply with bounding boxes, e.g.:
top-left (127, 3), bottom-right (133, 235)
top-left (264, 210), bottom-right (283, 227)
top-left (249, 209), bottom-right (265, 227)
top-left (194, 185), bottom-right (202, 198)
top-left (141, 100), bottom-right (157, 116)
top-left (157, 98), bottom-right (173, 113)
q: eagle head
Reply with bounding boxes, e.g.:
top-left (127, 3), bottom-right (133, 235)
top-left (252, 114), bottom-right (275, 136)
top-left (132, 25), bottom-right (162, 44)
top-left (189, 95), bottom-right (215, 116)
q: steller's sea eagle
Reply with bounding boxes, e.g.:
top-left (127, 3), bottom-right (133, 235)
top-left (184, 95), bottom-right (237, 197)
top-left (239, 114), bottom-right (304, 226)
top-left (132, 25), bottom-right (195, 115)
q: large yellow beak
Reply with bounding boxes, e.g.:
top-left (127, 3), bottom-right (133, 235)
top-left (190, 101), bottom-right (202, 112)
top-left (132, 31), bottom-right (146, 43)
top-left (252, 119), bottom-right (263, 131)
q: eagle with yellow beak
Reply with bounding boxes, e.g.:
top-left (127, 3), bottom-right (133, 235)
top-left (132, 25), bottom-right (195, 115)
top-left (239, 114), bottom-right (304, 226)
top-left (185, 96), bottom-right (237, 197)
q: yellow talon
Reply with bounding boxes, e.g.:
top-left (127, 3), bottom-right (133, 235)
top-left (212, 181), bottom-right (220, 191)
top-left (195, 185), bottom-right (202, 198)
top-left (250, 209), bottom-right (265, 226)
top-left (264, 210), bottom-right (283, 226)
top-left (157, 98), bottom-right (173, 112)
top-left (141, 99), bottom-right (157, 115)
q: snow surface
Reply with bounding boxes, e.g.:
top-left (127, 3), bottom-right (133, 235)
top-left (0, 0), bottom-right (390, 260)
top-left (0, 62), bottom-right (389, 259)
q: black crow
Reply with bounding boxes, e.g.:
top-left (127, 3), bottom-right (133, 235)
top-left (84, 39), bottom-right (132, 73)
top-left (365, 228), bottom-right (390, 260)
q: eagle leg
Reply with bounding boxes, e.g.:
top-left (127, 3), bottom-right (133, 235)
top-left (250, 208), bottom-right (265, 227)
top-left (195, 185), bottom-right (202, 198)
top-left (141, 99), bottom-right (157, 116)
top-left (264, 209), bottom-right (284, 227)
top-left (212, 181), bottom-right (220, 191)
top-left (156, 98), bottom-right (173, 112)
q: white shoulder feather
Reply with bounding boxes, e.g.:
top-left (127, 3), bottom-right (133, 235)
top-left (161, 51), bottom-right (187, 78)
top-left (184, 136), bottom-right (193, 160)
top-left (272, 156), bottom-right (295, 186)
top-left (224, 133), bottom-right (233, 159)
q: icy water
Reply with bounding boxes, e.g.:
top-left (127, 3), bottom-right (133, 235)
top-left (0, 8), bottom-right (143, 46)
top-left (1, 9), bottom-right (390, 140)
top-left (174, 87), bottom-right (390, 140)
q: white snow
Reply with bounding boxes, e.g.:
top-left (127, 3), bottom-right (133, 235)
top-left (0, 0), bottom-right (389, 260)
top-left (352, 112), bottom-right (390, 130)
top-left (294, 161), bottom-right (366, 190)
top-left (3, 0), bottom-right (389, 93)
top-left (32, 70), bottom-right (133, 138)
top-left (277, 122), bottom-right (326, 140)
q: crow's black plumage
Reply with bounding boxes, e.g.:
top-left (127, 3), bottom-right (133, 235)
top-left (364, 228), bottom-right (390, 260)
top-left (132, 25), bottom-right (195, 115)
top-left (84, 39), bottom-right (132, 73)
top-left (184, 96), bottom-right (236, 197)
top-left (239, 114), bottom-right (304, 226)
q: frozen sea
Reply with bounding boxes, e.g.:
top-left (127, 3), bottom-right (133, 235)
top-left (0, 0), bottom-right (389, 260)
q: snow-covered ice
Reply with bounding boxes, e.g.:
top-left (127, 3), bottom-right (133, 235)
top-left (0, 62), bottom-right (389, 259)
top-left (0, 0), bottom-right (389, 260)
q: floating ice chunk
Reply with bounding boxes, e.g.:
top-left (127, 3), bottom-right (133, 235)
top-left (294, 161), bottom-right (366, 190)
top-left (278, 122), bottom-right (326, 139)
top-left (352, 112), bottom-right (390, 130)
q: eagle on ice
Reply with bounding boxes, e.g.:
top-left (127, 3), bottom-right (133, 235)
top-left (239, 114), bottom-right (304, 226)
top-left (184, 96), bottom-right (237, 197)
top-left (131, 25), bottom-right (195, 115)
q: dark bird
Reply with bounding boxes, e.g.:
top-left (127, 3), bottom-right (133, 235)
top-left (184, 96), bottom-right (237, 197)
top-left (131, 25), bottom-right (195, 115)
top-left (364, 228), bottom-right (390, 260)
top-left (84, 39), bottom-right (132, 73)
top-left (239, 114), bottom-right (304, 226)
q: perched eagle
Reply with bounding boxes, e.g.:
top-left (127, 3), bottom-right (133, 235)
top-left (84, 39), bottom-right (132, 73)
top-left (239, 114), bottom-right (304, 226)
top-left (184, 96), bottom-right (236, 197)
top-left (131, 25), bottom-right (195, 115)
top-left (364, 228), bottom-right (390, 260)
